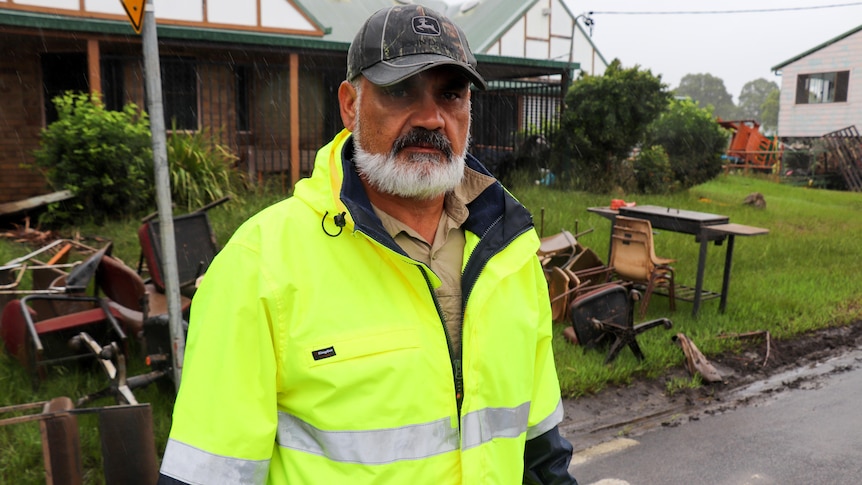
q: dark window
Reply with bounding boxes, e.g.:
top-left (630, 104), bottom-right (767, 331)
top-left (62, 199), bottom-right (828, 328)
top-left (161, 58), bottom-right (198, 129)
top-left (101, 58), bottom-right (125, 112)
top-left (835, 71), bottom-right (850, 102)
top-left (235, 65), bottom-right (250, 132)
top-left (41, 53), bottom-right (89, 123)
top-left (795, 70), bottom-right (850, 104)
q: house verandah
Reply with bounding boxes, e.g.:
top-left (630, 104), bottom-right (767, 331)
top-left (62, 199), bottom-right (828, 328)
top-left (0, 9), bottom-right (574, 204)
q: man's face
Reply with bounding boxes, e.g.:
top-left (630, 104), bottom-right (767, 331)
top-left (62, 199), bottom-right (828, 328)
top-left (339, 67), bottom-right (472, 199)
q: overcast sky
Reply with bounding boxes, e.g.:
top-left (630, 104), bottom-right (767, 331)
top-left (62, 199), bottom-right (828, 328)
top-left (560, 0), bottom-right (862, 101)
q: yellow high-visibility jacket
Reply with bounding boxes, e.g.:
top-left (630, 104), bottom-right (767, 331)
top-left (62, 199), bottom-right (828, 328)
top-left (159, 130), bottom-right (575, 484)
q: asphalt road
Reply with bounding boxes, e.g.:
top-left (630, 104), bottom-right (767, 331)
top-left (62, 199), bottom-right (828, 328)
top-left (568, 348), bottom-right (862, 485)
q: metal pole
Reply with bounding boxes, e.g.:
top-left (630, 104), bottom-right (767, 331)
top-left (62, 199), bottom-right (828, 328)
top-left (141, 0), bottom-right (184, 390)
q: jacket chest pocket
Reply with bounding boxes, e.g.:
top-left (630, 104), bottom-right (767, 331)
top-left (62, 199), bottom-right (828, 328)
top-left (286, 327), bottom-right (444, 420)
top-left (303, 327), bottom-right (421, 368)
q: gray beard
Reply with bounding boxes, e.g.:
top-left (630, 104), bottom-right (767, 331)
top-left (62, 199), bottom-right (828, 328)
top-left (352, 122), bottom-right (467, 201)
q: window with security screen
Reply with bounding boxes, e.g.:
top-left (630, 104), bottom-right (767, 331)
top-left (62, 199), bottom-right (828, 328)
top-left (161, 58), bottom-right (199, 130)
top-left (41, 53), bottom-right (88, 124)
top-left (795, 71), bottom-right (849, 104)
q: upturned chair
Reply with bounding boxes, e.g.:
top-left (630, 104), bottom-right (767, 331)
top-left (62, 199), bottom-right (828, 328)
top-left (568, 283), bottom-right (673, 364)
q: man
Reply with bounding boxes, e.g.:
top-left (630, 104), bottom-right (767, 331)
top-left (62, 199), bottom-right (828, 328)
top-left (158, 4), bottom-right (577, 484)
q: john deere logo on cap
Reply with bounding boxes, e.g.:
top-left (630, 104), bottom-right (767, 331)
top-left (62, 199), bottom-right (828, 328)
top-left (412, 16), bottom-right (441, 36)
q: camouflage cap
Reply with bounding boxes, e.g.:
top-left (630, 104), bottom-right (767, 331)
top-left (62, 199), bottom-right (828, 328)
top-left (347, 4), bottom-right (487, 90)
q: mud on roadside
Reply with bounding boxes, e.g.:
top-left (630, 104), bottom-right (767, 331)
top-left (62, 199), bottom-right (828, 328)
top-left (560, 319), bottom-right (862, 451)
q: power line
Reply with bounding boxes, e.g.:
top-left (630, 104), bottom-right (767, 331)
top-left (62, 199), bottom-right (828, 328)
top-left (591, 2), bottom-right (862, 15)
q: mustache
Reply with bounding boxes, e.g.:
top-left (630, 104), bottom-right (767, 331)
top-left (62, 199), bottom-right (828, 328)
top-left (391, 129), bottom-right (453, 159)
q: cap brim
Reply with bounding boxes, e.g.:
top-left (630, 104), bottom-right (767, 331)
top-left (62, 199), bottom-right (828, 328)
top-left (361, 54), bottom-right (488, 90)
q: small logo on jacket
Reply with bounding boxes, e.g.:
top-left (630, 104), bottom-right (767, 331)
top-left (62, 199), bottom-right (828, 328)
top-left (312, 346), bottom-right (336, 361)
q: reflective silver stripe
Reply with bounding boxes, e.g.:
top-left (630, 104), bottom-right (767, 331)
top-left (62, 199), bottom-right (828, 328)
top-left (461, 401), bottom-right (531, 450)
top-left (276, 411), bottom-right (460, 464)
top-left (159, 438), bottom-right (270, 485)
top-left (526, 399), bottom-right (564, 440)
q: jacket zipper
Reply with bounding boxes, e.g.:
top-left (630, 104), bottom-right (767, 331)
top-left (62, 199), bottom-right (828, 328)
top-left (354, 213), bottom-right (534, 428)
top-left (417, 222), bottom-right (534, 423)
top-left (418, 266), bottom-right (464, 420)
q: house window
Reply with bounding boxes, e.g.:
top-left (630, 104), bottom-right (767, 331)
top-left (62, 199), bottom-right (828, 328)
top-left (161, 58), bottom-right (198, 130)
top-left (235, 65), bottom-right (251, 132)
top-left (41, 53), bottom-right (89, 124)
top-left (795, 71), bottom-right (849, 104)
top-left (101, 58), bottom-right (125, 112)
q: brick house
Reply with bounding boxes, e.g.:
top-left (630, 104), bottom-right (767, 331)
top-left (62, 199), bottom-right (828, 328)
top-left (0, 0), bottom-right (606, 204)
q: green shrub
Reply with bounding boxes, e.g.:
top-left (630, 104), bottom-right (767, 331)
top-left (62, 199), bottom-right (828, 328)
top-left (634, 145), bottom-right (675, 194)
top-left (645, 98), bottom-right (729, 189)
top-left (554, 61), bottom-right (671, 192)
top-left (31, 92), bottom-right (154, 224)
top-left (165, 124), bottom-right (246, 212)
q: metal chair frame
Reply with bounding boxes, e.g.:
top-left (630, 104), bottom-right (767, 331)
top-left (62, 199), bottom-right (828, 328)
top-left (569, 283), bottom-right (672, 364)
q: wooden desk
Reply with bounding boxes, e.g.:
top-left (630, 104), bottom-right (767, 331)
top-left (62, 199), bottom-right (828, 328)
top-left (588, 206), bottom-right (768, 316)
top-left (618, 205), bottom-right (729, 234)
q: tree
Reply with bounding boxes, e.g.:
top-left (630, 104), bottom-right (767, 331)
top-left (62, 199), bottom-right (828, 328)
top-left (674, 73), bottom-right (737, 120)
top-left (737, 78), bottom-right (779, 123)
top-left (644, 98), bottom-right (729, 189)
top-left (553, 59), bottom-right (671, 192)
top-left (759, 89), bottom-right (780, 135)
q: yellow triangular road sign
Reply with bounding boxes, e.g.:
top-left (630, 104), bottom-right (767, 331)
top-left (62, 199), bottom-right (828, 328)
top-left (121, 0), bottom-right (145, 34)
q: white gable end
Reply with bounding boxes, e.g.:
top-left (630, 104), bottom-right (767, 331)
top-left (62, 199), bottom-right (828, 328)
top-left (261, 0), bottom-right (315, 30)
top-left (14, 0), bottom-right (317, 33)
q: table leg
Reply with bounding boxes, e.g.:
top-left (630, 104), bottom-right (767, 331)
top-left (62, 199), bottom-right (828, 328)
top-left (693, 236), bottom-right (709, 317)
top-left (719, 234), bottom-right (736, 313)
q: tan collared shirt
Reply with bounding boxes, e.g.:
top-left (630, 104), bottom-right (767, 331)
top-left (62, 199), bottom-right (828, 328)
top-left (372, 167), bottom-right (495, 354)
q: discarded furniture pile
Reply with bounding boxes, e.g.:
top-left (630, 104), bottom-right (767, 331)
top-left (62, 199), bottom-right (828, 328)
top-left (0, 240), bottom-right (163, 484)
top-left (0, 396), bottom-right (160, 485)
top-left (0, 198), bottom-right (227, 483)
top-left (543, 204), bottom-right (758, 380)
top-left (589, 204), bottom-right (769, 317)
top-left (538, 228), bottom-right (673, 363)
top-left (0, 240), bottom-right (182, 390)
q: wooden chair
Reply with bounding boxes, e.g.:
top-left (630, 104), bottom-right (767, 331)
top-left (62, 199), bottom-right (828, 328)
top-left (538, 230), bottom-right (581, 269)
top-left (564, 247), bottom-right (614, 290)
top-left (613, 216), bottom-right (676, 268)
top-left (610, 216), bottom-right (676, 318)
top-left (548, 266), bottom-right (573, 322)
top-left (549, 265), bottom-right (618, 324)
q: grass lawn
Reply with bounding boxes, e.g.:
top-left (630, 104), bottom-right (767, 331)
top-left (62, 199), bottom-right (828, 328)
top-left (1, 173), bottom-right (860, 483)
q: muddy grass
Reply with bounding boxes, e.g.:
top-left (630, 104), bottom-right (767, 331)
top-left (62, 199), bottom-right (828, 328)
top-left (560, 319), bottom-right (862, 451)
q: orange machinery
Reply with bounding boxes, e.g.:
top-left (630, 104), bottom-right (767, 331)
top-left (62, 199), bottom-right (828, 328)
top-left (718, 119), bottom-right (783, 169)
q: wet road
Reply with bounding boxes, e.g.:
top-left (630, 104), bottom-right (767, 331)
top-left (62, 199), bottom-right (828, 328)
top-left (568, 348), bottom-right (862, 485)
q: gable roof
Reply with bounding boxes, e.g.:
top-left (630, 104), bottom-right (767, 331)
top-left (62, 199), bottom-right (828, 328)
top-left (288, 0), bottom-right (573, 80)
top-left (772, 23), bottom-right (862, 71)
top-left (443, 0), bottom-right (539, 53)
top-left (292, 0), bottom-right (537, 50)
top-left (557, 1), bottom-right (609, 68)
